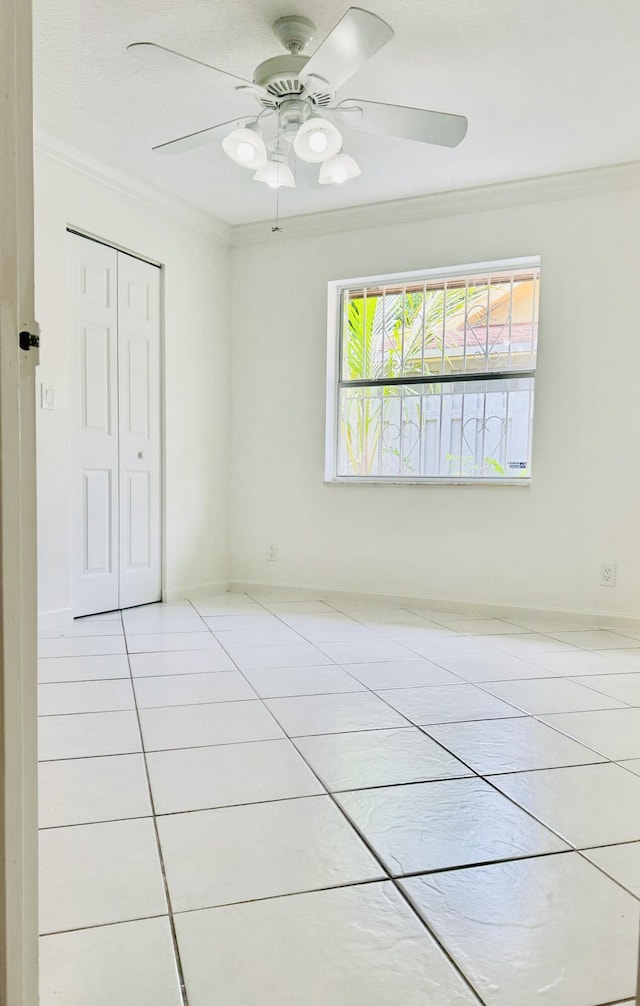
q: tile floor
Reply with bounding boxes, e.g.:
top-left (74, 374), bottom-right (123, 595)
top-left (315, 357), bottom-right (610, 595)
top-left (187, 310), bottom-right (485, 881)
top-left (38, 593), bottom-right (640, 1005)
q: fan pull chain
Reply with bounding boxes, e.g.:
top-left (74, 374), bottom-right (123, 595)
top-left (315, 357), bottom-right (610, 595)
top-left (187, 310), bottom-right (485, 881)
top-left (272, 182), bottom-right (282, 233)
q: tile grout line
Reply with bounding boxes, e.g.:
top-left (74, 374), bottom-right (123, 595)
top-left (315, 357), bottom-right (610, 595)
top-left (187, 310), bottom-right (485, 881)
top-left (38, 597), bottom-right (640, 1002)
top-left (123, 610), bottom-right (191, 1006)
top-left (219, 592), bottom-right (493, 1006)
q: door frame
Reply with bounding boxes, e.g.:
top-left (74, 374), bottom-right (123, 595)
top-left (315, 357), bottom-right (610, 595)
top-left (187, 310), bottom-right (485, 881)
top-left (0, 0), bottom-right (39, 1000)
top-left (65, 226), bottom-right (167, 615)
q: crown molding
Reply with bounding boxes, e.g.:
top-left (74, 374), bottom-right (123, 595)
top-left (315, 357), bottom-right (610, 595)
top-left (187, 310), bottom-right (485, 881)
top-left (230, 160), bottom-right (640, 248)
top-left (32, 132), bottom-right (640, 251)
top-left (34, 127), bottom-right (231, 246)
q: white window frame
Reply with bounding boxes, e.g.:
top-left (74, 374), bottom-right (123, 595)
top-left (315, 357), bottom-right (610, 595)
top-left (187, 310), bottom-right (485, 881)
top-left (325, 256), bottom-right (540, 486)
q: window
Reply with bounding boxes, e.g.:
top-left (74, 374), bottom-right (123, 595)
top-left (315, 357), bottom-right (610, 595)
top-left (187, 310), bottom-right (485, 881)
top-left (326, 258), bottom-right (540, 484)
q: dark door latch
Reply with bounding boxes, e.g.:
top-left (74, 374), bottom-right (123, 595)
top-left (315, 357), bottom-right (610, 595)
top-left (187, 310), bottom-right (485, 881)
top-left (19, 330), bottom-right (40, 351)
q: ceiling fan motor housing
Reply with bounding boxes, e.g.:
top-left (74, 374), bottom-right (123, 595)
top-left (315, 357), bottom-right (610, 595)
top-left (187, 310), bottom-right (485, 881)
top-left (253, 54), bottom-right (334, 109)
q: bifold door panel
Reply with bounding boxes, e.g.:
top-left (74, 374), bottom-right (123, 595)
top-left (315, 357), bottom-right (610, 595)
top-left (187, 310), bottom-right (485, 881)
top-left (69, 233), bottom-right (161, 617)
top-left (117, 252), bottom-right (161, 609)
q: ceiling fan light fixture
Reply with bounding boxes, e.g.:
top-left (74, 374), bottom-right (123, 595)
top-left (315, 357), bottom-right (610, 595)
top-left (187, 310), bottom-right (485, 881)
top-left (222, 123), bottom-right (267, 169)
top-left (254, 157), bottom-right (296, 189)
top-left (293, 115), bottom-right (342, 162)
top-left (318, 151), bottom-right (361, 184)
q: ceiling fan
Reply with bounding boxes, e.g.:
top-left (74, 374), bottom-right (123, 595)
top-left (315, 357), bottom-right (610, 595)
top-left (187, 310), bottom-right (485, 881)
top-left (127, 6), bottom-right (468, 190)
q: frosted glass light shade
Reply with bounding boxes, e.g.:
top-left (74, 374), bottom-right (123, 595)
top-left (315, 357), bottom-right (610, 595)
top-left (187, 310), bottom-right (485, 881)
top-left (222, 126), bottom-right (267, 169)
top-left (318, 152), bottom-right (361, 184)
top-left (254, 158), bottom-right (296, 189)
top-left (293, 116), bottom-right (343, 163)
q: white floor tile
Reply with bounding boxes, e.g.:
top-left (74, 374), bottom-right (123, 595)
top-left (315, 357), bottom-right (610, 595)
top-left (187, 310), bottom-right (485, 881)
top-left (382, 684), bottom-right (523, 725)
top-left (544, 629), bottom-right (640, 649)
top-left (174, 883), bottom-right (481, 1006)
top-left (39, 917), bottom-right (182, 1006)
top-left (123, 615), bottom-right (208, 635)
top-left (39, 754), bottom-right (151, 827)
top-left (39, 818), bottom-right (166, 933)
top-left (539, 708), bottom-right (640, 760)
top-left (445, 619), bottom-right (525, 635)
top-left (228, 642), bottom-right (333, 670)
top-left (133, 671), bottom-right (254, 708)
top-left (138, 700), bottom-right (283, 751)
top-left (262, 600), bottom-right (338, 615)
top-left (492, 763), bottom-right (640, 847)
top-left (603, 648), bottom-right (640, 668)
top-left (39, 636), bottom-right (126, 658)
top-left (314, 639), bottom-right (422, 664)
top-left (39, 679), bottom-right (135, 716)
top-left (620, 759), bottom-right (640, 778)
top-left (573, 672), bottom-right (640, 704)
top-left (350, 608), bottom-right (434, 625)
top-left (345, 659), bottom-right (464, 689)
top-left (38, 654), bottom-right (131, 684)
top-left (248, 588), bottom-right (327, 603)
top-left (583, 842), bottom-right (640, 898)
top-left (503, 617), bottom-right (600, 633)
top-left (401, 853), bottom-right (639, 1006)
top-left (293, 622), bottom-right (384, 643)
top-left (524, 650), bottom-right (628, 676)
top-left (211, 626), bottom-right (304, 647)
top-left (265, 691), bottom-right (409, 737)
top-left (158, 796), bottom-right (383, 912)
top-left (616, 628), bottom-right (640, 641)
top-left (190, 597), bottom-right (265, 616)
top-left (479, 676), bottom-right (627, 714)
top-left (337, 778), bottom-right (567, 875)
top-left (474, 633), bottom-right (577, 656)
top-left (126, 632), bottom-right (226, 654)
top-left (203, 613), bottom-right (282, 631)
top-left (368, 622), bottom-right (457, 642)
top-left (295, 728), bottom-right (472, 791)
top-left (39, 710), bottom-right (142, 761)
top-left (125, 603), bottom-right (192, 617)
top-left (147, 739), bottom-right (323, 814)
top-left (432, 652), bottom-right (558, 683)
top-left (402, 636), bottom-right (496, 659)
top-left (129, 648), bottom-right (235, 676)
top-left (241, 664), bottom-right (364, 698)
top-left (39, 620), bottom-right (123, 638)
top-left (425, 717), bottom-right (603, 774)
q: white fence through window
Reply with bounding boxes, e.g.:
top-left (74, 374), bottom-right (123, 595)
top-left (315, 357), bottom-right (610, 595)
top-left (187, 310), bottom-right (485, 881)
top-left (334, 260), bottom-right (540, 481)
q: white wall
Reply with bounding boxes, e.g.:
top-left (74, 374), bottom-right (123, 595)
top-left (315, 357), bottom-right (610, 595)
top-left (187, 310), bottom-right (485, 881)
top-left (35, 146), bottom-right (230, 621)
top-left (229, 182), bottom-right (640, 617)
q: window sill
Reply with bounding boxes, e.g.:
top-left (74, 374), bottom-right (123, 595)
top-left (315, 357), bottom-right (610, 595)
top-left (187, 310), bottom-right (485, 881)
top-left (324, 477), bottom-right (532, 487)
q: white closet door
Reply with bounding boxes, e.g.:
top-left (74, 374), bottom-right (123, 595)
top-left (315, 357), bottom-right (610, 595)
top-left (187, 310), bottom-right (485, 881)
top-left (117, 252), bottom-right (161, 609)
top-left (69, 234), bottom-right (120, 616)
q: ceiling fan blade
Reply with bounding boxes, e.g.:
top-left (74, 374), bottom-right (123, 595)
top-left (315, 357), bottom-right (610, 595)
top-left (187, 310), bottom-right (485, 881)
top-left (300, 8), bottom-right (394, 92)
top-left (339, 99), bottom-right (468, 147)
top-left (152, 117), bottom-right (251, 156)
top-left (127, 42), bottom-right (267, 98)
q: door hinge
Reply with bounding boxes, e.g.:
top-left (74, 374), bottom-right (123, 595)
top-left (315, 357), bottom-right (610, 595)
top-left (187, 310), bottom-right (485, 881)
top-left (19, 329), bottom-right (40, 351)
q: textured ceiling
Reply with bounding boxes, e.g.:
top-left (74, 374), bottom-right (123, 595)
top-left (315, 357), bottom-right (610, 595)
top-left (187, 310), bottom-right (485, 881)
top-left (34, 0), bottom-right (640, 225)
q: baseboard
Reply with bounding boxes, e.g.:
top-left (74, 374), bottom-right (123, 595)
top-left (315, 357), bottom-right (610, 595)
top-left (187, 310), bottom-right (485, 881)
top-left (38, 607), bottom-right (74, 631)
top-left (164, 580), bottom-right (229, 603)
top-left (228, 579), bottom-right (640, 631)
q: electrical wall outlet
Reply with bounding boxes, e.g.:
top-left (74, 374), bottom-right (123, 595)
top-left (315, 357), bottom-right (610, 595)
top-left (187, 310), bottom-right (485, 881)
top-left (266, 544), bottom-right (279, 562)
top-left (600, 563), bottom-right (617, 587)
